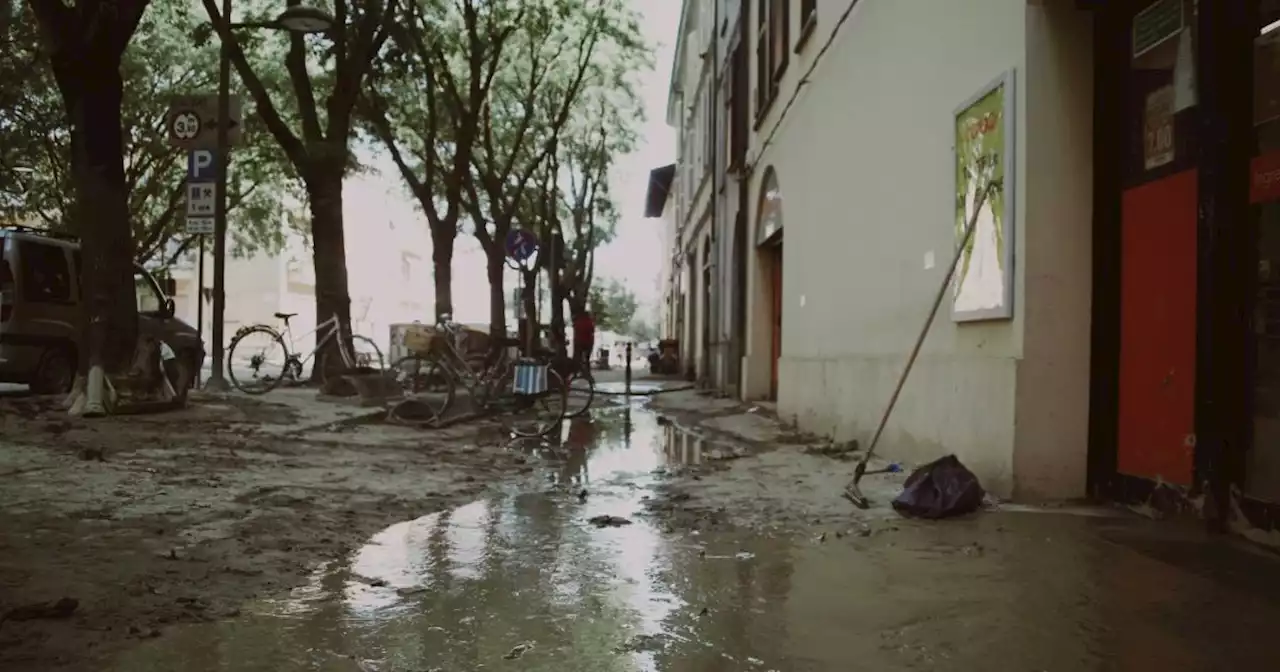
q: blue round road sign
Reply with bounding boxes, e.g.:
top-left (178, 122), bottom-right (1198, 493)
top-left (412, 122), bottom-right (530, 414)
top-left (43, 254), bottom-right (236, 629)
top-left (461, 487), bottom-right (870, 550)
top-left (505, 229), bottom-right (539, 262)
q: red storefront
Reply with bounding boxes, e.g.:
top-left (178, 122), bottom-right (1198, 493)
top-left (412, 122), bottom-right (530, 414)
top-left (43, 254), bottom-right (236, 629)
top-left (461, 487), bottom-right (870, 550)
top-left (1088, 0), bottom-right (1280, 531)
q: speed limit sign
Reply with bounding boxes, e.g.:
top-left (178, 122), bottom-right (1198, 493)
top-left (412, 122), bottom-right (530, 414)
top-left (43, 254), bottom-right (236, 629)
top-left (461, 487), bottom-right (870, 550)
top-left (170, 110), bottom-right (200, 142)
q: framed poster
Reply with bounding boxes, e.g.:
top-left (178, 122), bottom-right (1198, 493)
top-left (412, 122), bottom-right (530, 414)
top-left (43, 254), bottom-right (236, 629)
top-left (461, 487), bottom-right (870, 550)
top-left (952, 70), bottom-right (1016, 322)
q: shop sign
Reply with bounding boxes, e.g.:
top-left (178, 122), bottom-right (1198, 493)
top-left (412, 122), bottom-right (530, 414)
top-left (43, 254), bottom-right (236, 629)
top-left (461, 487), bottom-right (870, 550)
top-left (1133, 0), bottom-right (1184, 59)
top-left (1143, 86), bottom-right (1175, 170)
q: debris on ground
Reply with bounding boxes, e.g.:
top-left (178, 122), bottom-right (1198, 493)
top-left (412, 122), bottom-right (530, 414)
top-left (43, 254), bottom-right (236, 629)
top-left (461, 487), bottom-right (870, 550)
top-left (891, 455), bottom-right (986, 519)
top-left (805, 439), bottom-right (860, 458)
top-left (588, 515), bottom-right (633, 528)
top-left (503, 641), bottom-right (535, 659)
top-left (1, 597), bottom-right (79, 624)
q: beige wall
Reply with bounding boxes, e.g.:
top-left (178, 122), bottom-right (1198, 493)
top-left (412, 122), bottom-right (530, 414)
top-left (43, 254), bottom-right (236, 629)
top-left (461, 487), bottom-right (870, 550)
top-left (736, 0), bottom-right (1093, 499)
top-left (1012, 3), bottom-right (1094, 501)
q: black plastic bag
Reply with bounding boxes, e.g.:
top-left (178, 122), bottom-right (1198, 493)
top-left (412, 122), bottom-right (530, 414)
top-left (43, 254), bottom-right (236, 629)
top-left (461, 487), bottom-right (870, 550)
top-left (891, 455), bottom-right (985, 519)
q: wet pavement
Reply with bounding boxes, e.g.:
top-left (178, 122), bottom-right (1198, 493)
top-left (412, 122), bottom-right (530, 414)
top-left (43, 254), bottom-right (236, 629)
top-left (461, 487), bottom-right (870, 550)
top-left (112, 403), bottom-right (1280, 671)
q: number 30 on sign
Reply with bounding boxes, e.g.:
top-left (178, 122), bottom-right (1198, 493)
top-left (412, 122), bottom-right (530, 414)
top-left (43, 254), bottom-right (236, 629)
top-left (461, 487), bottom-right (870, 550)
top-left (1143, 85), bottom-right (1175, 170)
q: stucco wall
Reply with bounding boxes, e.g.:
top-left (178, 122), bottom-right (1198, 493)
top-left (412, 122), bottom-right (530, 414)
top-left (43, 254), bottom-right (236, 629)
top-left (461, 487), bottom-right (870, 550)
top-left (742, 0), bottom-right (1031, 495)
top-left (1012, 4), bottom-right (1094, 501)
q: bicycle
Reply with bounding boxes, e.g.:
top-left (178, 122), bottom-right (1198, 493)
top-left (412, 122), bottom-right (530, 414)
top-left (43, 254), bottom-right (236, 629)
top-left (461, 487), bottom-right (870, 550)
top-left (539, 336), bottom-right (595, 418)
top-left (387, 317), bottom-right (566, 436)
top-left (226, 312), bottom-right (385, 394)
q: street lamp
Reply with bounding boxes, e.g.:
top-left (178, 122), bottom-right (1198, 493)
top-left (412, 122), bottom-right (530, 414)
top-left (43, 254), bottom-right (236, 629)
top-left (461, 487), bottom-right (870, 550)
top-left (204, 1), bottom-right (335, 391)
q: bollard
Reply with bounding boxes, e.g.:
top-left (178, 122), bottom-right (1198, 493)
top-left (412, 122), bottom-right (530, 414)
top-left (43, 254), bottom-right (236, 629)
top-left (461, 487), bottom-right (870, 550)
top-left (624, 342), bottom-right (633, 396)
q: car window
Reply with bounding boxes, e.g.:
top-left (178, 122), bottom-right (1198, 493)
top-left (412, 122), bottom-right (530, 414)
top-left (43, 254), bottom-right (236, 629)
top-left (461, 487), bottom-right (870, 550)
top-left (19, 241), bottom-right (72, 303)
top-left (134, 269), bottom-right (163, 314)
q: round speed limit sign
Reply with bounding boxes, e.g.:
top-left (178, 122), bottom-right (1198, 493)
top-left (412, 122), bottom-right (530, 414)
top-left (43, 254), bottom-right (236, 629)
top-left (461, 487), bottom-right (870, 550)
top-left (170, 110), bottom-right (201, 142)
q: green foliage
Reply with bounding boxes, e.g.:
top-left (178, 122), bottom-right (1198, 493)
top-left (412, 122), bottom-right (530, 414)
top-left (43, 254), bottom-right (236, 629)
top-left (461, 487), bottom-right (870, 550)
top-left (0, 0), bottom-right (299, 266)
top-left (465, 0), bottom-right (650, 251)
top-left (588, 278), bottom-right (637, 334)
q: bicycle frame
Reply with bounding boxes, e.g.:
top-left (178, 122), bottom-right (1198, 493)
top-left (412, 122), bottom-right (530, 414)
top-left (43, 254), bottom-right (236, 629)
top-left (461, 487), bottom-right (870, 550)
top-left (431, 320), bottom-right (514, 395)
top-left (280, 314), bottom-right (359, 371)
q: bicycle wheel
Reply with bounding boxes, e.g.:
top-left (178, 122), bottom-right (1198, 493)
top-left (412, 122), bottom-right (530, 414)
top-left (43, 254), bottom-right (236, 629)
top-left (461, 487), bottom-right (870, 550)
top-left (317, 334), bottom-right (385, 387)
top-left (508, 366), bottom-right (569, 438)
top-left (387, 354), bottom-right (455, 425)
top-left (562, 360), bottom-right (595, 418)
top-left (226, 326), bottom-right (290, 394)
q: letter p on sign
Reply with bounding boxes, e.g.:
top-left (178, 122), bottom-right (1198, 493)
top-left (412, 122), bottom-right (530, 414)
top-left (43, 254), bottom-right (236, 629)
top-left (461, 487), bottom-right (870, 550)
top-left (187, 149), bottom-right (218, 182)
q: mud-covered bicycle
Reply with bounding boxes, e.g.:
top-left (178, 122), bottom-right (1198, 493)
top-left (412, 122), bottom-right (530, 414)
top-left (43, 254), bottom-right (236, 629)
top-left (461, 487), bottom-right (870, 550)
top-left (226, 312), bottom-right (384, 394)
top-left (387, 317), bottom-right (567, 437)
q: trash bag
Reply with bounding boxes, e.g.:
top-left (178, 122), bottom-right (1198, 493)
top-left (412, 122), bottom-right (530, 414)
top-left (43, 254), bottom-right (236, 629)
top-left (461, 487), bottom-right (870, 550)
top-left (891, 454), bottom-right (985, 519)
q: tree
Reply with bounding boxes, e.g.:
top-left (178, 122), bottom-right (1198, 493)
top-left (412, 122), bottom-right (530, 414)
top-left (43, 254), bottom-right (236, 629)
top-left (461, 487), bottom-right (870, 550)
top-left (361, 0), bottom-right (522, 322)
top-left (29, 0), bottom-right (170, 415)
top-left (589, 278), bottom-right (636, 334)
top-left (200, 0), bottom-right (398, 367)
top-left (463, 0), bottom-right (645, 342)
top-left (2, 1), bottom-right (298, 266)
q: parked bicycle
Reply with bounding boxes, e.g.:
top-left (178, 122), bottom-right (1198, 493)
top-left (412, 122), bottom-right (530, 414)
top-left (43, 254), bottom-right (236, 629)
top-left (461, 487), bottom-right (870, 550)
top-left (387, 316), bottom-right (566, 436)
top-left (226, 312), bottom-right (384, 394)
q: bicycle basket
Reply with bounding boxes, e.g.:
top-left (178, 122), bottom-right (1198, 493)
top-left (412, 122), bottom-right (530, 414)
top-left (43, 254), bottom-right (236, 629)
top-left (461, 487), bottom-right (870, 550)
top-left (512, 359), bottom-right (548, 395)
top-left (403, 324), bottom-right (445, 356)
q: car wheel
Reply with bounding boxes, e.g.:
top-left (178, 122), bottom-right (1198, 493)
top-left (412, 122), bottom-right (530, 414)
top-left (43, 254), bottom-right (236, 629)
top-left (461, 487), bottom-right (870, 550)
top-left (32, 346), bottom-right (75, 395)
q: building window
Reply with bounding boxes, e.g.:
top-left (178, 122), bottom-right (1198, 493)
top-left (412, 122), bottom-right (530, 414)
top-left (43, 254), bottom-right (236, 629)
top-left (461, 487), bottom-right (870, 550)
top-left (796, 0), bottom-right (816, 52)
top-left (755, 0), bottom-right (789, 123)
top-left (727, 19), bottom-right (749, 173)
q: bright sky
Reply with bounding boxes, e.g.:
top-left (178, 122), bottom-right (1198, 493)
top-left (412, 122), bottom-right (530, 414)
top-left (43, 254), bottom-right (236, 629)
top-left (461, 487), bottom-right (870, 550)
top-left (345, 0), bottom-right (680, 325)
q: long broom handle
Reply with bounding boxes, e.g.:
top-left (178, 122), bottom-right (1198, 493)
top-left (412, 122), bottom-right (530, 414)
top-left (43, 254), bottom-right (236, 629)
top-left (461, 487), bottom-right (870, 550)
top-left (858, 183), bottom-right (994, 466)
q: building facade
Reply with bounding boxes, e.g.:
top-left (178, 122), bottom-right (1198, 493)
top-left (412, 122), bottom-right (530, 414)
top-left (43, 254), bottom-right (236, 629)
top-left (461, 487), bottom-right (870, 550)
top-left (658, 0), bottom-right (1280, 532)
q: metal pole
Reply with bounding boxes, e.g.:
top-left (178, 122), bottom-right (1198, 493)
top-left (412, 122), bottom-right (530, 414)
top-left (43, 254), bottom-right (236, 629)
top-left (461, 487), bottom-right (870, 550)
top-left (195, 234), bottom-right (205, 388)
top-left (204, 0), bottom-right (232, 391)
top-left (624, 341), bottom-right (632, 396)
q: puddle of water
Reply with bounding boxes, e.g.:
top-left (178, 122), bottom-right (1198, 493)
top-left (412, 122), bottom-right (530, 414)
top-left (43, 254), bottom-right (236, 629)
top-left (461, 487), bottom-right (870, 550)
top-left (112, 406), bottom-right (1280, 671)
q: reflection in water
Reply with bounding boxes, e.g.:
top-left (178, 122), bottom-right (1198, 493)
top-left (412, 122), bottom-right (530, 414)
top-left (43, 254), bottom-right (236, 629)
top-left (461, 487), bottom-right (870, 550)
top-left (113, 405), bottom-right (1280, 671)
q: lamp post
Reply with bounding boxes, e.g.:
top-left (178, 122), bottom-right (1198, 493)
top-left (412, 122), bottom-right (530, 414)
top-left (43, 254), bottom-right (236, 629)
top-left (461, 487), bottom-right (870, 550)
top-left (204, 2), bottom-right (334, 391)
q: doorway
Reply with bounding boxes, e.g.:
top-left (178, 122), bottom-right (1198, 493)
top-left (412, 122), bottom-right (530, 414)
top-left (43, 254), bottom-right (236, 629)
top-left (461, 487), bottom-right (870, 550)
top-left (768, 243), bottom-right (783, 399)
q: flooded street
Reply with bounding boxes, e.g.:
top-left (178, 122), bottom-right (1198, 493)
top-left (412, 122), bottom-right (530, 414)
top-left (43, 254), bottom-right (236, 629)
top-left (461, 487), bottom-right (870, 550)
top-left (111, 402), bottom-right (1280, 671)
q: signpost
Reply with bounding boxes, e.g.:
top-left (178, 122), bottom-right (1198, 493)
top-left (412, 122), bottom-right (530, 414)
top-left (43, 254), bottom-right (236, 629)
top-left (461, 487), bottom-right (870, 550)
top-left (183, 147), bottom-right (221, 373)
top-left (165, 94), bottom-right (243, 149)
top-left (505, 228), bottom-right (539, 263)
top-left (505, 229), bottom-right (540, 355)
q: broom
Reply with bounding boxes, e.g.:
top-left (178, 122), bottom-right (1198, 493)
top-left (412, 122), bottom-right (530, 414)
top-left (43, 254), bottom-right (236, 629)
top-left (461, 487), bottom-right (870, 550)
top-left (843, 172), bottom-right (999, 509)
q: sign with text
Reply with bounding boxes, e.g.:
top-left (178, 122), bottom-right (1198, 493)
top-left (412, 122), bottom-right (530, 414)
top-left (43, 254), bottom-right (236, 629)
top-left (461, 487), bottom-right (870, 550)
top-left (187, 149), bottom-right (219, 181)
top-left (1143, 85), bottom-right (1175, 170)
top-left (166, 94), bottom-right (243, 149)
top-left (185, 216), bottom-right (215, 235)
top-left (186, 182), bottom-right (216, 217)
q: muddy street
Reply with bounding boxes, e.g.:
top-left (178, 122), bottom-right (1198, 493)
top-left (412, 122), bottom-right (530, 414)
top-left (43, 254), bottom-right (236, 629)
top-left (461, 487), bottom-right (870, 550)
top-left (5, 391), bottom-right (1280, 670)
top-left (106, 403), bottom-right (1280, 670)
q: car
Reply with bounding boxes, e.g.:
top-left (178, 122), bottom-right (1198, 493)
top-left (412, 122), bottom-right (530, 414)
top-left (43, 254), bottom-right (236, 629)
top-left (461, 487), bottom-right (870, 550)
top-left (0, 225), bottom-right (205, 398)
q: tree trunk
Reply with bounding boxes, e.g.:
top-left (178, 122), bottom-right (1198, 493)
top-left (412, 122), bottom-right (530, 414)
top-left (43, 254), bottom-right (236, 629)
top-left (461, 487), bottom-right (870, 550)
top-left (521, 268), bottom-right (539, 351)
top-left (66, 63), bottom-right (138, 377)
top-left (431, 223), bottom-right (456, 322)
top-left (306, 166), bottom-right (352, 379)
top-left (486, 249), bottom-right (506, 343)
top-left (549, 275), bottom-right (566, 357)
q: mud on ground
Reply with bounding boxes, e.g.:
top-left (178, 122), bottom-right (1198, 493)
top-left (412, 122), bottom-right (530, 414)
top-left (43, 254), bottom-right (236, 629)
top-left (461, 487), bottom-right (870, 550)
top-left (0, 391), bottom-right (532, 671)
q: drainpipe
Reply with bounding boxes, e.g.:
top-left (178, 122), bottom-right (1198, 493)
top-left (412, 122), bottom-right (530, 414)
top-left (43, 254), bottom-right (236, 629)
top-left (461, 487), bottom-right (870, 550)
top-left (706, 0), bottom-right (720, 390)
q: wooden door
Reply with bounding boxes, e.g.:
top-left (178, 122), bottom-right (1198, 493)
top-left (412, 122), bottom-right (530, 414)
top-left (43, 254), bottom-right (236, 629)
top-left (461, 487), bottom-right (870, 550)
top-left (770, 245), bottom-right (783, 399)
top-left (1117, 169), bottom-right (1198, 486)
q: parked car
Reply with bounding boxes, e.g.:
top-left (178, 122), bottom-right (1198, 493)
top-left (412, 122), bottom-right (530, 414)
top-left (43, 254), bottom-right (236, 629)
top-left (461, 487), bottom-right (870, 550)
top-left (0, 225), bottom-right (204, 397)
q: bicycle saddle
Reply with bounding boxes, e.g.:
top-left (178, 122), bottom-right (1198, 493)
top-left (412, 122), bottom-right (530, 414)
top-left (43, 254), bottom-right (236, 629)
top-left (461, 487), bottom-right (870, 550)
top-left (274, 312), bottom-right (297, 321)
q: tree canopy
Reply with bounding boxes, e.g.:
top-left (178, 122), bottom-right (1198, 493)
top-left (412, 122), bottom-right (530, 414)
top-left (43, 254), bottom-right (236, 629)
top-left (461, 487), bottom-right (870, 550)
top-left (1, 0), bottom-right (298, 266)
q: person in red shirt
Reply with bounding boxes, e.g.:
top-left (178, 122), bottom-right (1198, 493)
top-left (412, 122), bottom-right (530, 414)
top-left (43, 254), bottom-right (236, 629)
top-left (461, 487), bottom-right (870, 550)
top-left (571, 304), bottom-right (595, 370)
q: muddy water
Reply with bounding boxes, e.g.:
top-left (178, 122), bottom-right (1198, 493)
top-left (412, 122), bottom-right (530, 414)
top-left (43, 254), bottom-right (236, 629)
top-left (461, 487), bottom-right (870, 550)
top-left (113, 404), bottom-right (1280, 671)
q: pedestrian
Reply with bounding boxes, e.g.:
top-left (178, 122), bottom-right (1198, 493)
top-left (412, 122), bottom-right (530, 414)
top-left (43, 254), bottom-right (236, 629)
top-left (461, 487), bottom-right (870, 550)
top-left (571, 303), bottom-right (595, 370)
